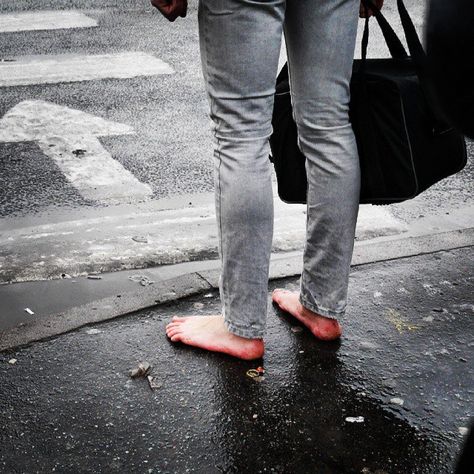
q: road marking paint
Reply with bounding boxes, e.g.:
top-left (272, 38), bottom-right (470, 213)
top-left (0, 10), bottom-right (98, 33)
top-left (0, 52), bottom-right (174, 87)
top-left (0, 100), bottom-right (152, 201)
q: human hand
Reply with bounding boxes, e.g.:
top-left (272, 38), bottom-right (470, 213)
top-left (151, 0), bottom-right (187, 22)
top-left (359, 0), bottom-right (384, 18)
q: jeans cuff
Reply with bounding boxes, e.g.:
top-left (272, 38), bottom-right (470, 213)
top-left (224, 319), bottom-right (264, 339)
top-left (299, 293), bottom-right (345, 320)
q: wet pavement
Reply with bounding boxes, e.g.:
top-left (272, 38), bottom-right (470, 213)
top-left (1, 246), bottom-right (473, 473)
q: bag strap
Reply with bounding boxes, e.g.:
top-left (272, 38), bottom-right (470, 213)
top-left (279, 1), bottom-right (408, 80)
top-left (362, 0), bottom-right (446, 125)
top-left (276, 62), bottom-right (289, 84)
top-left (360, 0), bottom-right (408, 60)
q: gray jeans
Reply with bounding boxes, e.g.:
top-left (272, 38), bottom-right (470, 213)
top-left (198, 0), bottom-right (361, 338)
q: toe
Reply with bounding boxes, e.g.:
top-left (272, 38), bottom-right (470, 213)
top-left (170, 333), bottom-right (183, 342)
top-left (166, 322), bottom-right (181, 330)
top-left (166, 327), bottom-right (182, 338)
top-left (272, 288), bottom-right (289, 300)
top-left (172, 316), bottom-right (188, 322)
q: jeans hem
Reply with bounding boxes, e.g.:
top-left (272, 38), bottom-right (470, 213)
top-left (224, 319), bottom-right (265, 339)
top-left (299, 293), bottom-right (345, 320)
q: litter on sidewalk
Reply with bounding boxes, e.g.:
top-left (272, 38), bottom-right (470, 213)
top-left (147, 375), bottom-right (161, 391)
top-left (128, 274), bottom-right (155, 286)
top-left (24, 308), bottom-right (34, 315)
top-left (345, 416), bottom-right (365, 423)
top-left (132, 235), bottom-right (148, 243)
top-left (130, 362), bottom-right (151, 378)
top-left (246, 366), bottom-right (265, 382)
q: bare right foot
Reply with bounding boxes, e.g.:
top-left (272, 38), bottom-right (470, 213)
top-left (272, 289), bottom-right (342, 341)
top-left (165, 315), bottom-right (264, 360)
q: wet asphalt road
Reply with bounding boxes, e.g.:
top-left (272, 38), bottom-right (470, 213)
top-left (1, 246), bottom-right (472, 473)
top-left (0, 0), bottom-right (212, 218)
top-left (0, 0), bottom-right (472, 220)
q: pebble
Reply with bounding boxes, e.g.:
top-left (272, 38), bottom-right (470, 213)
top-left (290, 326), bottom-right (303, 334)
top-left (8, 358), bottom-right (17, 365)
top-left (345, 416), bottom-right (364, 423)
top-left (390, 397), bottom-right (405, 406)
top-left (252, 414), bottom-right (258, 420)
top-left (86, 328), bottom-right (102, 335)
top-left (193, 302), bottom-right (205, 309)
top-left (458, 427), bottom-right (469, 436)
top-left (132, 235), bottom-right (148, 243)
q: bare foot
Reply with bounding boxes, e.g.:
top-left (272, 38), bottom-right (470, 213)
top-left (272, 289), bottom-right (342, 341)
top-left (165, 315), bottom-right (264, 360)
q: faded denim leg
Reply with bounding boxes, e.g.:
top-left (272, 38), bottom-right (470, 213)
top-left (198, 0), bottom-right (286, 338)
top-left (284, 0), bottom-right (361, 319)
top-left (198, 0), bottom-right (361, 337)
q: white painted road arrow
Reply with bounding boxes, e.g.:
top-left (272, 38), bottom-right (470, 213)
top-left (0, 100), bottom-right (152, 202)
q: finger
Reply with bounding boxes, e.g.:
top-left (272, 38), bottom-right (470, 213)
top-left (151, 0), bottom-right (170, 10)
top-left (178, 0), bottom-right (188, 18)
top-left (151, 0), bottom-right (179, 21)
top-left (165, 0), bottom-right (186, 22)
top-left (359, 4), bottom-right (371, 18)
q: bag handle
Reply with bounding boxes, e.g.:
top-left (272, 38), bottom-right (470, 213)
top-left (276, 62), bottom-right (289, 84)
top-left (361, 0), bottom-right (446, 126)
top-left (360, 0), bottom-right (408, 61)
top-left (279, 1), bottom-right (409, 81)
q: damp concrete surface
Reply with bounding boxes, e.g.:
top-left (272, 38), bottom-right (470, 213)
top-left (1, 247), bottom-right (473, 473)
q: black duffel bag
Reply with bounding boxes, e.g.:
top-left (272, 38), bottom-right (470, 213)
top-left (426, 0), bottom-right (474, 139)
top-left (269, 0), bottom-right (467, 205)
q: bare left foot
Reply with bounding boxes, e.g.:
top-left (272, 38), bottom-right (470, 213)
top-left (165, 315), bottom-right (264, 360)
top-left (272, 289), bottom-right (342, 341)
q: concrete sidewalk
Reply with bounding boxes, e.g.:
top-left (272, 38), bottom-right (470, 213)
top-left (1, 226), bottom-right (473, 349)
top-left (1, 245), bottom-right (473, 473)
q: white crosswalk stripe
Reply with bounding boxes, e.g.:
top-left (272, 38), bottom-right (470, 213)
top-left (0, 52), bottom-right (174, 87)
top-left (0, 10), bottom-right (97, 33)
top-left (0, 8), bottom-right (172, 203)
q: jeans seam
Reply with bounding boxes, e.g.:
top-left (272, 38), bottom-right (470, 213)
top-left (216, 135), bottom-right (225, 318)
top-left (299, 291), bottom-right (345, 320)
top-left (201, 0), bottom-right (227, 321)
top-left (225, 320), bottom-right (264, 339)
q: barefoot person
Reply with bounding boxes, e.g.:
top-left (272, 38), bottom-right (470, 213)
top-left (152, 0), bottom-right (383, 360)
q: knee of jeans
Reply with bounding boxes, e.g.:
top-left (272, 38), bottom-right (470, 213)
top-left (209, 95), bottom-right (275, 141)
top-left (292, 97), bottom-right (351, 133)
